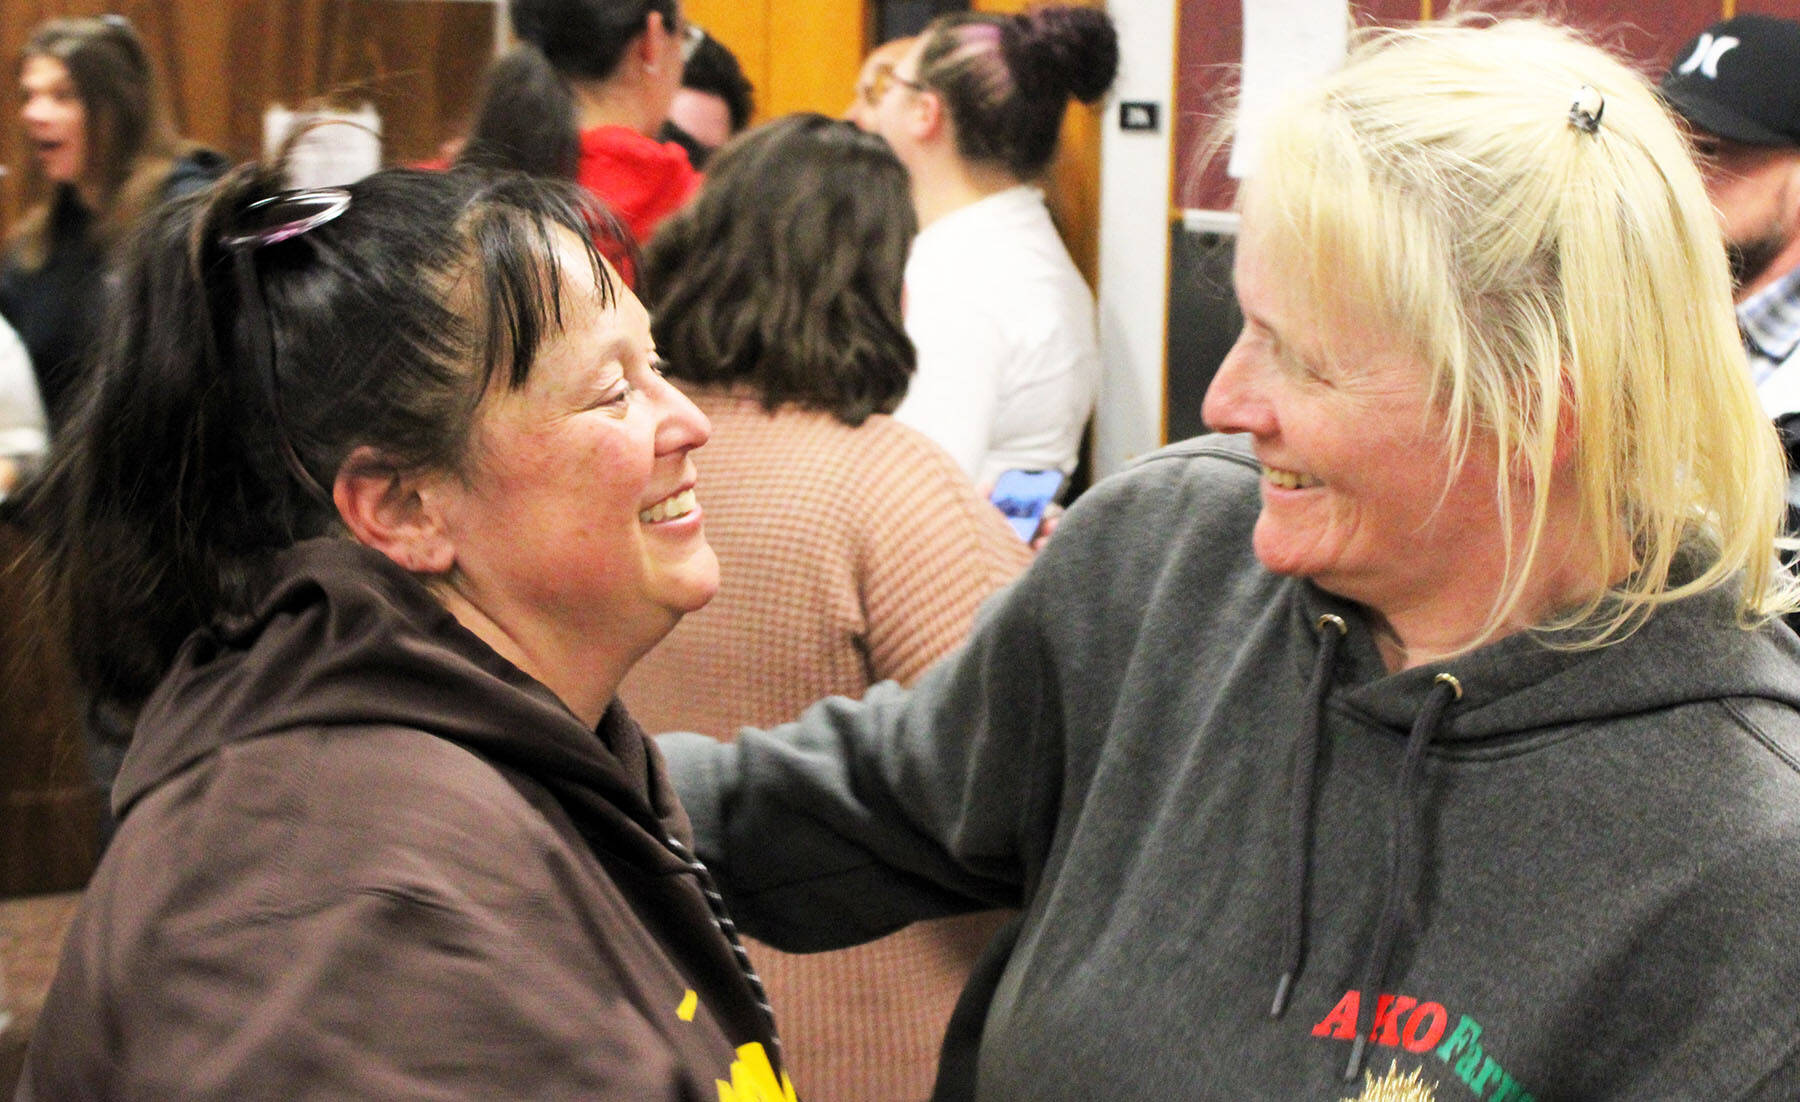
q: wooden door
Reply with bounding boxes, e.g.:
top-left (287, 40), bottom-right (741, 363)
top-left (685, 0), bottom-right (865, 126)
top-left (0, 0), bottom-right (496, 237)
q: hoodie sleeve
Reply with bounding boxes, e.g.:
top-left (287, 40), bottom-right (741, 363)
top-left (23, 724), bottom-right (752, 1102)
top-left (148, 887), bottom-right (705, 1099)
top-left (660, 545), bottom-right (1060, 953)
top-left (658, 436), bottom-right (1263, 953)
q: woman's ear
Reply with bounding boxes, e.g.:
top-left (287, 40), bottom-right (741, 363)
top-left (639, 9), bottom-right (671, 74)
top-left (333, 446), bottom-right (456, 575)
top-left (910, 86), bottom-right (945, 142)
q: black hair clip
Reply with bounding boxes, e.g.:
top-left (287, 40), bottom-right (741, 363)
top-left (220, 188), bottom-right (353, 250)
top-left (1568, 85), bottom-right (1604, 135)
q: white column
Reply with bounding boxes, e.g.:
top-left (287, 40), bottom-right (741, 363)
top-left (1093, 0), bottom-right (1178, 479)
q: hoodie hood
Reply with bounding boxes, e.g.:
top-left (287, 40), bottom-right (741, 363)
top-left (1289, 559), bottom-right (1800, 746)
top-left (1269, 531), bottom-right (1800, 1081)
top-left (117, 537), bottom-right (691, 873)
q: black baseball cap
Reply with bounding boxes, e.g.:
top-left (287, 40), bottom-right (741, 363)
top-left (1660, 14), bottom-right (1800, 148)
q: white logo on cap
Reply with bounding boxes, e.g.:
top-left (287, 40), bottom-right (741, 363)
top-left (1677, 33), bottom-right (1741, 79)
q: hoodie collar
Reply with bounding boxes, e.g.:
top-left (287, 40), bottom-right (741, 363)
top-left (115, 538), bottom-right (690, 863)
top-left (1290, 569), bottom-right (1800, 744)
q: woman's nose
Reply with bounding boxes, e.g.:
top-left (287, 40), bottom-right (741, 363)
top-left (652, 374), bottom-right (710, 455)
top-left (1200, 331), bottom-right (1273, 437)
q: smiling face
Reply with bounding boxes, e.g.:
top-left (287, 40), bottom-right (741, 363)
top-left (428, 231), bottom-right (718, 707)
top-left (1201, 208), bottom-right (1512, 632)
top-left (19, 54), bottom-right (86, 186)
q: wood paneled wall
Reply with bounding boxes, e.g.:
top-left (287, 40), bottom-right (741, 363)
top-left (1, 0), bottom-right (1107, 284)
top-left (1177, 0), bottom-right (1763, 213)
top-left (0, 524), bottom-right (95, 898)
top-left (0, 0), bottom-right (497, 237)
top-left (686, 0), bottom-right (865, 126)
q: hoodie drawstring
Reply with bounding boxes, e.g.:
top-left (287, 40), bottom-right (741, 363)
top-left (1265, 614), bottom-right (1464, 1084)
top-left (664, 834), bottom-right (784, 1068)
top-left (1342, 671), bottom-right (1461, 1082)
top-left (1271, 613), bottom-right (1346, 1019)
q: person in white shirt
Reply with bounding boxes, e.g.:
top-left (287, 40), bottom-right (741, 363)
top-left (0, 313), bottom-right (47, 500)
top-left (866, 6), bottom-right (1115, 488)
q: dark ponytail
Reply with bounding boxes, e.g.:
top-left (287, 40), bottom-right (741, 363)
top-left (508, 0), bottom-right (677, 82)
top-left (27, 163), bottom-right (614, 711)
top-left (459, 45), bottom-right (580, 179)
top-left (1009, 7), bottom-right (1117, 106)
top-left (917, 5), bottom-right (1118, 179)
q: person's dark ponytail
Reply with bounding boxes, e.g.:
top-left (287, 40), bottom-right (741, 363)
top-left (1011, 6), bottom-right (1118, 106)
top-left (30, 164), bottom-right (294, 707)
top-left (919, 5), bottom-right (1119, 179)
top-left (460, 45), bottom-right (580, 180)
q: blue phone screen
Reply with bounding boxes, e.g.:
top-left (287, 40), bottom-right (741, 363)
top-left (989, 469), bottom-right (1064, 541)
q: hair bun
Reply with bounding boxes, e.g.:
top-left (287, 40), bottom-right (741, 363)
top-left (1013, 6), bottom-right (1118, 105)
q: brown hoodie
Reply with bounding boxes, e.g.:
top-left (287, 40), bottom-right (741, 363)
top-left (20, 539), bottom-right (788, 1100)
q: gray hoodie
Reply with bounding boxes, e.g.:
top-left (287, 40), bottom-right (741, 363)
top-left (662, 433), bottom-right (1800, 1100)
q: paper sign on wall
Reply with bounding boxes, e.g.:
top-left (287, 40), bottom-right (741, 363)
top-left (263, 103), bottom-right (383, 189)
top-left (1229, 0), bottom-right (1349, 178)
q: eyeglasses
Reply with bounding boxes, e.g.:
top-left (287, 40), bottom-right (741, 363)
top-left (863, 63), bottom-right (926, 106)
top-left (219, 187), bottom-right (354, 498)
top-left (680, 20), bottom-right (705, 65)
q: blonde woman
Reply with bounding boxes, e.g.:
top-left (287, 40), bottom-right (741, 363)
top-left (663, 18), bottom-right (1800, 1098)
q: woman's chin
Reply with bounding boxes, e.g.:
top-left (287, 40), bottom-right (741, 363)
top-left (668, 544), bottom-right (722, 615)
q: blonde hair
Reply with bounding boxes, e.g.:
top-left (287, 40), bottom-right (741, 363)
top-left (1244, 16), bottom-right (1799, 646)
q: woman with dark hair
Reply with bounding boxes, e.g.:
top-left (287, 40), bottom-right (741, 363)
top-left (17, 163), bottom-right (792, 1098)
top-left (460, 0), bottom-right (700, 267)
top-left (625, 112), bottom-right (1030, 1099)
top-left (1, 15), bottom-right (224, 432)
top-left (865, 5), bottom-right (1115, 487)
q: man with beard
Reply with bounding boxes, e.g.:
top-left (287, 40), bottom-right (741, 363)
top-left (1662, 15), bottom-right (1800, 531)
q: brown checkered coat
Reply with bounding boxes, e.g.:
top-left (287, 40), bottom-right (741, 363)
top-left (623, 387), bottom-right (1032, 1100)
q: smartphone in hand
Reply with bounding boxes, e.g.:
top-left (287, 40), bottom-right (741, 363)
top-left (989, 469), bottom-right (1066, 542)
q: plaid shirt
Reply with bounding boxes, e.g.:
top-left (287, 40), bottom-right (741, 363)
top-left (1742, 263), bottom-right (1800, 417)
